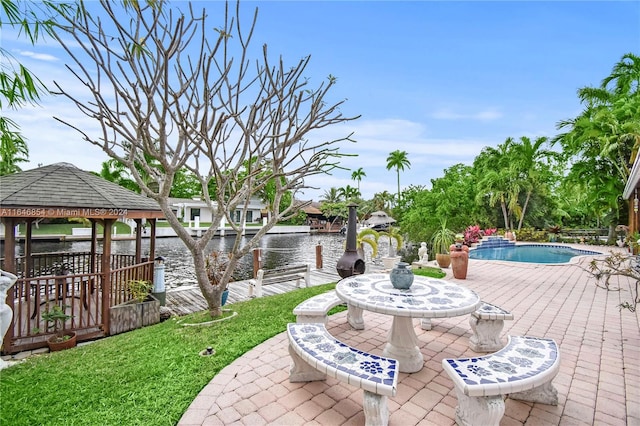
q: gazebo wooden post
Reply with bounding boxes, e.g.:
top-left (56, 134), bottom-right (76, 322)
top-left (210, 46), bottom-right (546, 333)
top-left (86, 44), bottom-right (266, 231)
top-left (135, 219), bottom-right (143, 264)
top-left (1, 218), bottom-right (17, 353)
top-left (2, 218), bottom-right (16, 274)
top-left (149, 219), bottom-right (156, 261)
top-left (25, 219), bottom-right (34, 277)
top-left (90, 220), bottom-right (98, 273)
top-left (101, 219), bottom-right (115, 335)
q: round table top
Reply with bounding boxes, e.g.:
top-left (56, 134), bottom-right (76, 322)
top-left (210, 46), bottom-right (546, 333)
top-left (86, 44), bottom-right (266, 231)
top-left (335, 273), bottom-right (481, 319)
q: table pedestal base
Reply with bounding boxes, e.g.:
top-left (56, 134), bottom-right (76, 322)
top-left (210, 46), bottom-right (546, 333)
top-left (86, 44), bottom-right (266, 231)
top-left (382, 316), bottom-right (423, 373)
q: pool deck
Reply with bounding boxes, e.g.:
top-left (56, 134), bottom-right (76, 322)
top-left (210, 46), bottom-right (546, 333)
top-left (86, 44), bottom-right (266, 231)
top-left (178, 244), bottom-right (639, 425)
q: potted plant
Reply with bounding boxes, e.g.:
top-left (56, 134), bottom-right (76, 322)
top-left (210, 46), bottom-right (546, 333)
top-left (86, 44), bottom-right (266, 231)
top-left (356, 228), bottom-right (379, 262)
top-left (431, 220), bottom-right (456, 268)
top-left (548, 225), bottom-right (562, 243)
top-left (449, 240), bottom-right (470, 279)
top-left (128, 279), bottom-right (153, 303)
top-left (379, 227), bottom-right (403, 269)
top-left (42, 304), bottom-right (76, 351)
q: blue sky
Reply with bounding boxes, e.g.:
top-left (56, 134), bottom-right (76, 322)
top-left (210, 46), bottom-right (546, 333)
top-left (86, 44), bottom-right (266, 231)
top-left (4, 1), bottom-right (639, 201)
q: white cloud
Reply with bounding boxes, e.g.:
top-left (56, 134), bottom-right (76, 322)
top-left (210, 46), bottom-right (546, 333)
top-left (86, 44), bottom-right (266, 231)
top-left (17, 50), bottom-right (59, 62)
top-left (431, 107), bottom-right (503, 121)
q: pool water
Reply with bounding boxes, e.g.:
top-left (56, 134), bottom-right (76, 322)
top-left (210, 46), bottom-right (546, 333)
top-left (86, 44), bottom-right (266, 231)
top-left (468, 244), bottom-right (602, 264)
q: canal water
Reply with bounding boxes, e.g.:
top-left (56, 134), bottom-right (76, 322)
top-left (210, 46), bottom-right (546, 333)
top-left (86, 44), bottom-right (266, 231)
top-left (21, 234), bottom-right (351, 289)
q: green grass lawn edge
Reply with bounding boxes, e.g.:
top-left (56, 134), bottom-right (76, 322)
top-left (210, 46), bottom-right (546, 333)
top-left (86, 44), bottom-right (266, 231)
top-left (0, 283), bottom-right (340, 426)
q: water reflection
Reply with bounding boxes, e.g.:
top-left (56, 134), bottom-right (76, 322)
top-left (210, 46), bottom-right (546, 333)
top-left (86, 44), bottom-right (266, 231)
top-left (21, 234), bottom-right (349, 289)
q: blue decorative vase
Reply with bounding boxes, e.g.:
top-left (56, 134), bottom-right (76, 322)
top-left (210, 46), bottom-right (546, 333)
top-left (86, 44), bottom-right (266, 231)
top-left (390, 262), bottom-right (414, 289)
top-left (222, 289), bottom-right (229, 306)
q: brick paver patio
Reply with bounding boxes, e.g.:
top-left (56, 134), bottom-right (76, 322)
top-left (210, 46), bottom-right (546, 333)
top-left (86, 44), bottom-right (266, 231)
top-left (178, 248), bottom-right (640, 425)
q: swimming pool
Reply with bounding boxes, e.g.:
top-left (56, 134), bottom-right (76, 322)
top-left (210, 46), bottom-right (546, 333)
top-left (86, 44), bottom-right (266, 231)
top-left (468, 244), bottom-right (602, 264)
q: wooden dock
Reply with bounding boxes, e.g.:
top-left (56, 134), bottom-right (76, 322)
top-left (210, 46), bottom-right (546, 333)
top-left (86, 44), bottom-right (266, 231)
top-left (165, 267), bottom-right (344, 316)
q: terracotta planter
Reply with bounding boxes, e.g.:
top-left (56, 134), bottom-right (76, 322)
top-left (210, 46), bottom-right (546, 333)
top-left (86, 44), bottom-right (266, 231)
top-left (436, 253), bottom-right (451, 268)
top-left (449, 244), bottom-right (469, 279)
top-left (47, 331), bottom-right (77, 352)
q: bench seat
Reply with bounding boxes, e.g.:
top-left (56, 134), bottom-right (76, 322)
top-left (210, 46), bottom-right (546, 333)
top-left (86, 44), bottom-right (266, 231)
top-left (469, 301), bottom-right (514, 352)
top-left (287, 323), bottom-right (397, 426)
top-left (293, 290), bottom-right (345, 323)
top-left (442, 335), bottom-right (559, 426)
top-left (249, 264), bottom-right (310, 298)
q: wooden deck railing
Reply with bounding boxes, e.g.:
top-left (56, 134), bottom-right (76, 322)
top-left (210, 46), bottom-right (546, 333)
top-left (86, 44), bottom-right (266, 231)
top-left (1, 252), bottom-right (141, 278)
top-left (3, 253), bottom-right (154, 354)
top-left (109, 261), bottom-right (155, 306)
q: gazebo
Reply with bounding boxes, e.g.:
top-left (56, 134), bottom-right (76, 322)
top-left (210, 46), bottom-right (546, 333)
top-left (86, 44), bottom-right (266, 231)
top-left (0, 163), bottom-right (164, 353)
top-left (363, 211), bottom-right (396, 231)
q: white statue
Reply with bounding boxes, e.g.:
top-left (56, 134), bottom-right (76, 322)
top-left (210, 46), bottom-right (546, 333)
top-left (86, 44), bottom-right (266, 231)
top-left (0, 270), bottom-right (17, 370)
top-left (418, 242), bottom-right (428, 264)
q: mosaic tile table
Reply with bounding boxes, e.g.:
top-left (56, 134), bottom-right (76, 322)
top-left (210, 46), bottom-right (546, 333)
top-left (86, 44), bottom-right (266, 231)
top-left (336, 273), bottom-right (481, 373)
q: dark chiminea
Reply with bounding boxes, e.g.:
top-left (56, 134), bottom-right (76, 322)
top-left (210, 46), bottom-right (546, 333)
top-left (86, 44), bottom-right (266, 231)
top-left (336, 203), bottom-right (366, 278)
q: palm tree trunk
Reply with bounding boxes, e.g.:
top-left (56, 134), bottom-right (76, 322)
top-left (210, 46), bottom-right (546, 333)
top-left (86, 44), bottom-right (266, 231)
top-left (501, 201), bottom-right (509, 229)
top-left (517, 191), bottom-right (532, 231)
top-left (396, 170), bottom-right (400, 204)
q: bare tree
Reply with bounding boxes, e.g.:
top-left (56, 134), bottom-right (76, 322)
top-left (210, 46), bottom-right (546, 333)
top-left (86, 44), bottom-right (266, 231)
top-left (49, 0), bottom-right (358, 316)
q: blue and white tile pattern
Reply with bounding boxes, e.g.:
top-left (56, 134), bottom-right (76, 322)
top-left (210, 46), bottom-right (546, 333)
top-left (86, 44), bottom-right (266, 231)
top-left (287, 323), bottom-right (397, 396)
top-left (442, 335), bottom-right (559, 397)
top-left (336, 274), bottom-right (481, 318)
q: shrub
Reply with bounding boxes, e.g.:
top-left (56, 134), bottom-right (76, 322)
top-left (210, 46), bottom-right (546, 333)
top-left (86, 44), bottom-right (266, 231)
top-left (463, 225), bottom-right (498, 245)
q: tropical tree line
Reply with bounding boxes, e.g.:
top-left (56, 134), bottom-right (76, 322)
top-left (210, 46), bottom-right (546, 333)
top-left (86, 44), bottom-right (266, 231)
top-left (320, 54), bottom-right (639, 249)
top-left (399, 53), bottom-right (640, 246)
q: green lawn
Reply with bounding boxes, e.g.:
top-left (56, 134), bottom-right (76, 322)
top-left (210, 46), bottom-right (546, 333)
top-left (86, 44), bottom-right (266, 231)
top-left (0, 284), bottom-right (339, 425)
top-left (413, 266), bottom-right (446, 279)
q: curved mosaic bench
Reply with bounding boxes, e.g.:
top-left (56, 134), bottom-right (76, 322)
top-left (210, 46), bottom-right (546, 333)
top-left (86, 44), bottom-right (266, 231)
top-left (293, 290), bottom-right (344, 324)
top-left (287, 323), bottom-right (397, 426)
top-left (469, 301), bottom-right (514, 352)
top-left (293, 290), bottom-right (364, 328)
top-left (442, 335), bottom-right (560, 426)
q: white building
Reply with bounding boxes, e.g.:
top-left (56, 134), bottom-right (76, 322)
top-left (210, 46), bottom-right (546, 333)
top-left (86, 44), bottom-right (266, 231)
top-left (170, 196), bottom-right (267, 226)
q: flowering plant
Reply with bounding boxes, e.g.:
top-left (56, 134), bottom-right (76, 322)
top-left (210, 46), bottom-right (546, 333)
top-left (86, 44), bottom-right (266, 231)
top-left (463, 225), bottom-right (497, 245)
top-left (483, 228), bottom-right (497, 236)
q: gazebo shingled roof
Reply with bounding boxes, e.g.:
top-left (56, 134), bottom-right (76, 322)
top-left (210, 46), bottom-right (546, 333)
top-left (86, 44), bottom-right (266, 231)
top-left (0, 162), bottom-right (162, 219)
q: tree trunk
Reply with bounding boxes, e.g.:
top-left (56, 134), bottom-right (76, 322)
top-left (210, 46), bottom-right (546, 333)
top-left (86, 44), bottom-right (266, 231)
top-left (517, 191), bottom-right (532, 231)
top-left (192, 246), bottom-right (224, 317)
top-left (607, 221), bottom-right (617, 245)
top-left (500, 201), bottom-right (509, 229)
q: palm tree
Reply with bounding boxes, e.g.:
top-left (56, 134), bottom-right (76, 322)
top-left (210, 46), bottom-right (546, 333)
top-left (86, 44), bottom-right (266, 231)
top-left (474, 138), bottom-right (519, 229)
top-left (351, 167), bottom-right (366, 194)
top-left (321, 187), bottom-right (341, 203)
top-left (0, 128), bottom-right (29, 175)
top-left (553, 53), bottom-right (640, 240)
top-left (95, 158), bottom-right (138, 192)
top-left (509, 136), bottom-right (558, 230)
top-left (338, 185), bottom-right (360, 201)
top-left (386, 150), bottom-right (411, 204)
